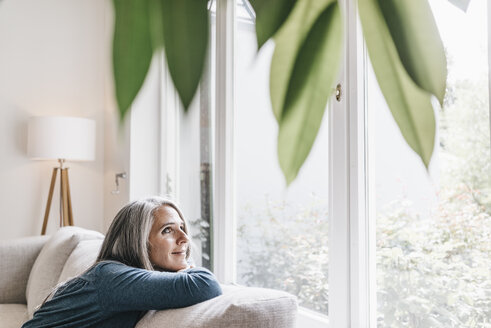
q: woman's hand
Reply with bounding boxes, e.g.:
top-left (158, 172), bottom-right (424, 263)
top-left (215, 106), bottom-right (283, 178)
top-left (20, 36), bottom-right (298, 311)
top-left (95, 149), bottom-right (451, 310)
top-left (177, 265), bottom-right (194, 272)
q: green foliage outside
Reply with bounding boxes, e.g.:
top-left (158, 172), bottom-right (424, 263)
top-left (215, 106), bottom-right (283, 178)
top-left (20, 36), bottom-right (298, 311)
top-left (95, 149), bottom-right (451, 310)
top-left (377, 198), bottom-right (490, 327)
top-left (236, 67), bottom-right (490, 326)
top-left (377, 69), bottom-right (491, 327)
top-left (237, 197), bottom-right (329, 314)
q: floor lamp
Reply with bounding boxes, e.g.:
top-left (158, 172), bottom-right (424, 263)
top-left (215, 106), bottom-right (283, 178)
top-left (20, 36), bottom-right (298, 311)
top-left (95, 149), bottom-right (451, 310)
top-left (27, 116), bottom-right (96, 235)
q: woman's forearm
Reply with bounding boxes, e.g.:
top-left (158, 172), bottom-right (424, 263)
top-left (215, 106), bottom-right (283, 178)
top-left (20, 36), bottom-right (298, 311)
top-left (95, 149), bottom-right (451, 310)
top-left (97, 262), bottom-right (222, 311)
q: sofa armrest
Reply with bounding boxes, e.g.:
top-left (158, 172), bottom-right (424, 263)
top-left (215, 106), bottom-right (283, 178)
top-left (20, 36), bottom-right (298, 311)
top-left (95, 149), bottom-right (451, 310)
top-left (136, 284), bottom-right (298, 328)
top-left (0, 236), bottom-right (49, 303)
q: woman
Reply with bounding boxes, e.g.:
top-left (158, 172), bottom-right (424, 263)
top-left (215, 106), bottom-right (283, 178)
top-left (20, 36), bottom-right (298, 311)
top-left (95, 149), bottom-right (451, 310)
top-left (22, 196), bottom-right (222, 328)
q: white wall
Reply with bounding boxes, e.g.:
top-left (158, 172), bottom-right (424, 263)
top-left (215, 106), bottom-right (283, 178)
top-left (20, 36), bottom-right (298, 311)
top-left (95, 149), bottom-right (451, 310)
top-left (0, 0), bottom-right (107, 238)
top-left (0, 0), bottom-right (194, 238)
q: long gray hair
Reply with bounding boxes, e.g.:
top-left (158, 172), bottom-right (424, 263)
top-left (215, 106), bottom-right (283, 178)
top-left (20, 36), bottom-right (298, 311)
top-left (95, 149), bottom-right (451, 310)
top-left (96, 196), bottom-right (191, 270)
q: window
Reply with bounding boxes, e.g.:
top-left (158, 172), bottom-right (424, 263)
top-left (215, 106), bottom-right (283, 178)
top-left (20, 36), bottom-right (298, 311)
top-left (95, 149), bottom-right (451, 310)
top-left (159, 0), bottom-right (491, 326)
top-left (369, 0), bottom-right (490, 326)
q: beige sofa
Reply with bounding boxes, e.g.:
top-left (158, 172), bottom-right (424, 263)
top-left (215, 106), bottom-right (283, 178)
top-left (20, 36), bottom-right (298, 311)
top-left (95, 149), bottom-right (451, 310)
top-left (0, 227), bottom-right (297, 328)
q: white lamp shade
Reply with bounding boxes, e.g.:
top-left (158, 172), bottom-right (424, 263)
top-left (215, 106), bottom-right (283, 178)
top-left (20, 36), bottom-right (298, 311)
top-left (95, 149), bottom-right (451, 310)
top-left (27, 116), bottom-right (96, 161)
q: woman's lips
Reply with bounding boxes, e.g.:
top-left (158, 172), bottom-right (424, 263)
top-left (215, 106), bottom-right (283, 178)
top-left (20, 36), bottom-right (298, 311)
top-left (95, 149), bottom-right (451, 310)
top-left (171, 251), bottom-right (186, 255)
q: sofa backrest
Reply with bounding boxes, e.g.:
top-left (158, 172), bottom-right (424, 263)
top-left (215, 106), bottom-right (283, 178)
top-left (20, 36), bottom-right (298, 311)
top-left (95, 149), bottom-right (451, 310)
top-left (57, 238), bottom-right (103, 284)
top-left (136, 285), bottom-right (298, 328)
top-left (25, 227), bottom-right (104, 318)
top-left (0, 235), bottom-right (49, 304)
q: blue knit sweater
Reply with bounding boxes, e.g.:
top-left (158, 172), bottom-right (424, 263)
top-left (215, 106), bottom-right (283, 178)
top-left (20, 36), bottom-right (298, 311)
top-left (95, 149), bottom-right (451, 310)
top-left (22, 261), bottom-right (222, 328)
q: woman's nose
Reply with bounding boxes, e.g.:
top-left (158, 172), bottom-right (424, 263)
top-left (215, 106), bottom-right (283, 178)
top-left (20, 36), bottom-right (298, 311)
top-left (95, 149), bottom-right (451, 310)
top-left (177, 230), bottom-right (189, 244)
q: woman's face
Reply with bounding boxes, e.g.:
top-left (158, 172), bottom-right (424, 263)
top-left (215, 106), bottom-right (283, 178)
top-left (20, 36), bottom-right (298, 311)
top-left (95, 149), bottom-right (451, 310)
top-left (148, 205), bottom-right (189, 271)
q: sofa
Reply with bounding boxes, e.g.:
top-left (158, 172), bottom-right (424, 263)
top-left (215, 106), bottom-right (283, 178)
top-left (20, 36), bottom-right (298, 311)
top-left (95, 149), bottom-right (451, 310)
top-left (0, 226), bottom-right (297, 328)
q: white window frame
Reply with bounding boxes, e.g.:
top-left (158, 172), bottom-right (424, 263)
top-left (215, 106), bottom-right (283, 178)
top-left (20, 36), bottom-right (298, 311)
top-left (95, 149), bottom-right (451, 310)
top-left (328, 0), bottom-right (370, 326)
top-left (328, 0), bottom-right (372, 326)
top-left (213, 0), bottom-right (237, 284)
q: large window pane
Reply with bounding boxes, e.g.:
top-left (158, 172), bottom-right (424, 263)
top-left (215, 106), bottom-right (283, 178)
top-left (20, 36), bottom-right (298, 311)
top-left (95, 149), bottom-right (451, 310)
top-left (234, 0), bottom-right (330, 316)
top-left (369, 1), bottom-right (491, 326)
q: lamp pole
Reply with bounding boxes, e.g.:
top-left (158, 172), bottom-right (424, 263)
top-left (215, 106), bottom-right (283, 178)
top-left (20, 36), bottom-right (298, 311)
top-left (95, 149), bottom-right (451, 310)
top-left (41, 158), bottom-right (74, 235)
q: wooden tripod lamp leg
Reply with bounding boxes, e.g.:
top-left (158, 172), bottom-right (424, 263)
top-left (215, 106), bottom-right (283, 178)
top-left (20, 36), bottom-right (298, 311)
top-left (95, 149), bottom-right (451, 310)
top-left (60, 169), bottom-right (70, 227)
top-left (62, 168), bottom-right (74, 226)
top-left (41, 168), bottom-right (58, 235)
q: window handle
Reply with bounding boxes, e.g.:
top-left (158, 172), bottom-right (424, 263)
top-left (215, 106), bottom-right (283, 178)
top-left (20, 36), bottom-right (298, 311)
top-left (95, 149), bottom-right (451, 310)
top-left (335, 83), bottom-right (342, 102)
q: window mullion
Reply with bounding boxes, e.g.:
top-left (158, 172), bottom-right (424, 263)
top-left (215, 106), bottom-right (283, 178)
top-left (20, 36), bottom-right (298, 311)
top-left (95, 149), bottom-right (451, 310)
top-left (213, 0), bottom-right (236, 284)
top-left (329, 38), bottom-right (351, 328)
top-left (329, 0), bottom-right (373, 326)
top-left (346, 0), bottom-right (372, 325)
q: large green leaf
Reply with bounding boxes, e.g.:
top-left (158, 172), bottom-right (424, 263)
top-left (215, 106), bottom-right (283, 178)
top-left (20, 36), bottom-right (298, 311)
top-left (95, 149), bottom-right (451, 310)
top-left (148, 0), bottom-right (164, 51)
top-left (359, 0), bottom-right (436, 167)
top-left (277, 2), bottom-right (343, 185)
top-left (160, 0), bottom-right (208, 110)
top-left (270, 0), bottom-right (335, 122)
top-left (112, 0), bottom-right (153, 120)
top-left (249, 0), bottom-right (297, 50)
top-left (378, 0), bottom-right (447, 105)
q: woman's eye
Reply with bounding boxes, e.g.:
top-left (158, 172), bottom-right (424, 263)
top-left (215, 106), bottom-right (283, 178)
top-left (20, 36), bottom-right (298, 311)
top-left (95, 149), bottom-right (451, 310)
top-left (162, 227), bottom-right (172, 234)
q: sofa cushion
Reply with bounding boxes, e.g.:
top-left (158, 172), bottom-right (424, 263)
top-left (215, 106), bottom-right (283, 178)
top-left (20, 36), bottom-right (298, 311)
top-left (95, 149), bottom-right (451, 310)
top-left (25, 226), bottom-right (103, 318)
top-left (0, 235), bottom-right (49, 303)
top-left (58, 239), bottom-right (103, 284)
top-left (0, 304), bottom-right (28, 328)
top-left (136, 285), bottom-right (298, 328)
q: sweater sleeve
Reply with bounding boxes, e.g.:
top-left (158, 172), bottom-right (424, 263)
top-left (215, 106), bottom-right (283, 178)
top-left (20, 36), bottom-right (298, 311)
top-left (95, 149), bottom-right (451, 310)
top-left (95, 262), bottom-right (222, 312)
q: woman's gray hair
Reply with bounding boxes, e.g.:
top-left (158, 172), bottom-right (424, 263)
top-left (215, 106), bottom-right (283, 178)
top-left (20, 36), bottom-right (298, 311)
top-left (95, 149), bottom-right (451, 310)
top-left (38, 196), bottom-right (190, 310)
top-left (96, 196), bottom-right (191, 271)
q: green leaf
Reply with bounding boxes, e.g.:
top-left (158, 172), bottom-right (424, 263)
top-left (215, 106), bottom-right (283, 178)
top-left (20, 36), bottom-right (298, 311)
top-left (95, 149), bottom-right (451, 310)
top-left (277, 2), bottom-right (343, 185)
top-left (447, 0), bottom-right (471, 12)
top-left (359, 0), bottom-right (436, 168)
top-left (377, 0), bottom-right (447, 105)
top-left (112, 0), bottom-right (153, 121)
top-left (270, 0), bottom-right (335, 122)
top-left (148, 0), bottom-right (165, 50)
top-left (249, 0), bottom-right (297, 50)
top-left (160, 0), bottom-right (209, 110)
